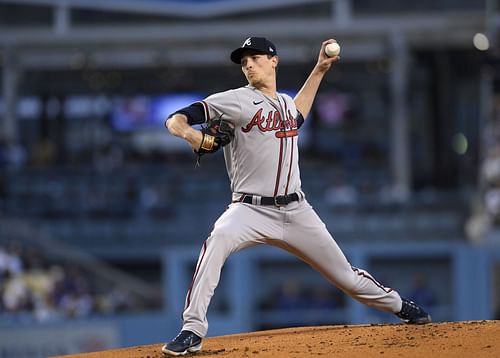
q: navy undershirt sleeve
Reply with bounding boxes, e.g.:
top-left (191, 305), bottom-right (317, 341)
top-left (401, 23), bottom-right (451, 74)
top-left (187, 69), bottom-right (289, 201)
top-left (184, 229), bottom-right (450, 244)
top-left (296, 111), bottom-right (305, 129)
top-left (168, 102), bottom-right (206, 125)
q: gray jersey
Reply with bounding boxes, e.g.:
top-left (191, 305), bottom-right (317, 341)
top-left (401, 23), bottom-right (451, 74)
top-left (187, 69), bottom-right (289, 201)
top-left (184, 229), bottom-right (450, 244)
top-left (199, 85), bottom-right (302, 198)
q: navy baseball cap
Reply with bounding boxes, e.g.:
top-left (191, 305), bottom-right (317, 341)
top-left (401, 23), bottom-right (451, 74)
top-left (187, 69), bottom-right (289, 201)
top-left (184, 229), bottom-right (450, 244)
top-left (230, 37), bottom-right (277, 64)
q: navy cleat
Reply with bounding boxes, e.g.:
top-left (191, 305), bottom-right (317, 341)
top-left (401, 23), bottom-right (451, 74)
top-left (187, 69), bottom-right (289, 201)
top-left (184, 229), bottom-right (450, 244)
top-left (162, 330), bottom-right (202, 356)
top-left (396, 297), bottom-right (432, 324)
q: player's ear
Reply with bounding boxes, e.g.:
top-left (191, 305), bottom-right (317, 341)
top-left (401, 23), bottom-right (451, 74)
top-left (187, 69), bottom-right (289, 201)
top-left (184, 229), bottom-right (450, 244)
top-left (272, 55), bottom-right (279, 68)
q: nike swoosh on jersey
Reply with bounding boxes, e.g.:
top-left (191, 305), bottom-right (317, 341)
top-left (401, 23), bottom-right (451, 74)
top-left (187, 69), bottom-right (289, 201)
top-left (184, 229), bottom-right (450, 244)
top-left (253, 100), bottom-right (264, 105)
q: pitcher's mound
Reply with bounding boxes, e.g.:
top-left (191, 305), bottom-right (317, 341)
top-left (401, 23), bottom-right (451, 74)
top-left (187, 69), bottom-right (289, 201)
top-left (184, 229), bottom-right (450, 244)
top-left (55, 320), bottom-right (499, 358)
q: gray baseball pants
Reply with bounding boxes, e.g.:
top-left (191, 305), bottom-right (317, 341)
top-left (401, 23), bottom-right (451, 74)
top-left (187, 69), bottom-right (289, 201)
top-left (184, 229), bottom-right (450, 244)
top-left (181, 198), bottom-right (402, 337)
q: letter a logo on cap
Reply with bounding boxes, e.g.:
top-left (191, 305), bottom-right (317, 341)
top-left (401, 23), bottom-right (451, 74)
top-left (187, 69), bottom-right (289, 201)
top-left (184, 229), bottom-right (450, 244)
top-left (243, 37), bottom-right (252, 47)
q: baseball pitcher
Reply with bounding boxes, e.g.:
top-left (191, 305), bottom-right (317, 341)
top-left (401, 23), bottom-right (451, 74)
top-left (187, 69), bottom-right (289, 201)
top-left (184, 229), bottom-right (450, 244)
top-left (162, 37), bottom-right (431, 356)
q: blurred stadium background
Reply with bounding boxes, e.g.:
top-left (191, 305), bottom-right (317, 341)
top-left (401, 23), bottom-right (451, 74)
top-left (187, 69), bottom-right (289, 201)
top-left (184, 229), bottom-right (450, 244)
top-left (1, 0), bottom-right (500, 356)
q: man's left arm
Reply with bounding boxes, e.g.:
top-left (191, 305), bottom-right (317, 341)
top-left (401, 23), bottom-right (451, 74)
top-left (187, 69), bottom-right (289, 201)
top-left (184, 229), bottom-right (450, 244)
top-left (294, 39), bottom-right (340, 119)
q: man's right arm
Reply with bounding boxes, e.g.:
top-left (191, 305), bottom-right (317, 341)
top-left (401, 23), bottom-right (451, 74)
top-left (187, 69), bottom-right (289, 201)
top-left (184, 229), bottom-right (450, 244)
top-left (165, 114), bottom-right (203, 151)
top-left (294, 39), bottom-right (339, 120)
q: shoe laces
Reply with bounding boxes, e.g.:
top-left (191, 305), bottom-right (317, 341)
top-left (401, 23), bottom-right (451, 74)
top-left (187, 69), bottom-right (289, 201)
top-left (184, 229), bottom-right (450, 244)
top-left (173, 331), bottom-right (196, 344)
top-left (399, 299), bottom-right (423, 318)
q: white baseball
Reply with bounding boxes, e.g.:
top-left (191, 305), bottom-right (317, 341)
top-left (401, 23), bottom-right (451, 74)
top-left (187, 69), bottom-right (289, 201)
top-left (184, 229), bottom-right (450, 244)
top-left (325, 42), bottom-right (341, 57)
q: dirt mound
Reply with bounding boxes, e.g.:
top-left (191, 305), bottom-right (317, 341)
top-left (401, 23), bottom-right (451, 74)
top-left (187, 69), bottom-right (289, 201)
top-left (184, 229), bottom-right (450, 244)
top-left (55, 320), bottom-right (500, 358)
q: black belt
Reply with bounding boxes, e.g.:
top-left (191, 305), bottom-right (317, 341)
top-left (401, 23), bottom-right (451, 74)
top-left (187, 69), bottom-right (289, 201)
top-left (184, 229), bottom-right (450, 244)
top-left (241, 193), bottom-right (300, 206)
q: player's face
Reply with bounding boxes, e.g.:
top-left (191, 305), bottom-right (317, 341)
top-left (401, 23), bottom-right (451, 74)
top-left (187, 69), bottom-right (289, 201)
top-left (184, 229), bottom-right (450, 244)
top-left (241, 52), bottom-right (277, 88)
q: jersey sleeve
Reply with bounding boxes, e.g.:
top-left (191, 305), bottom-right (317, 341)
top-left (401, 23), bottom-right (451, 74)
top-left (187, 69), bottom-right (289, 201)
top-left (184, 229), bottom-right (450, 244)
top-left (202, 89), bottom-right (242, 125)
top-left (281, 93), bottom-right (304, 128)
